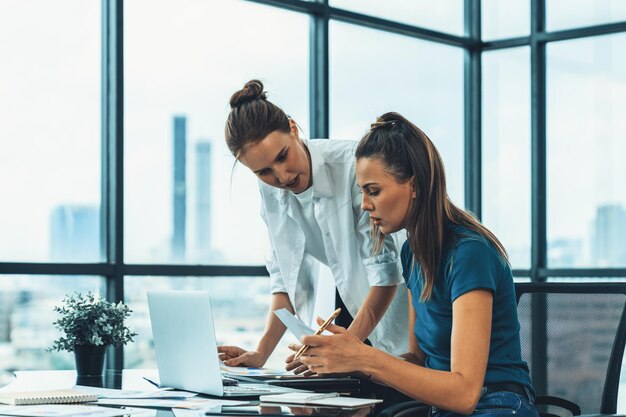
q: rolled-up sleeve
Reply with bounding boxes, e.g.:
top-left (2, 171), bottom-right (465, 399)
top-left (267, 248), bottom-right (287, 294)
top-left (357, 212), bottom-right (403, 287)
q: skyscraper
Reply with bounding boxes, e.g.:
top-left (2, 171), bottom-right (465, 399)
top-left (195, 140), bottom-right (212, 261)
top-left (172, 116), bottom-right (187, 261)
top-left (49, 204), bottom-right (99, 261)
top-left (592, 204), bottom-right (626, 266)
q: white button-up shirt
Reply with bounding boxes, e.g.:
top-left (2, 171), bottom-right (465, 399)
top-left (259, 139), bottom-right (409, 354)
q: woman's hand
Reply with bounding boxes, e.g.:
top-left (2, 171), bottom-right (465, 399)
top-left (286, 345), bottom-right (316, 376)
top-left (217, 345), bottom-right (266, 367)
top-left (298, 317), bottom-right (372, 374)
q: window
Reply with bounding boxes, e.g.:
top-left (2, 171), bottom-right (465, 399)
top-left (124, 0), bottom-right (309, 265)
top-left (330, 0), bottom-right (464, 36)
top-left (482, 47), bottom-right (531, 268)
top-left (547, 34), bottom-right (626, 268)
top-left (0, 1), bottom-right (101, 262)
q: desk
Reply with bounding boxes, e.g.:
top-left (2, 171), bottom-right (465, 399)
top-left (0, 371), bottom-right (377, 417)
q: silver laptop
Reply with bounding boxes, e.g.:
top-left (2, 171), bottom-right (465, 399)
top-left (147, 290), bottom-right (305, 397)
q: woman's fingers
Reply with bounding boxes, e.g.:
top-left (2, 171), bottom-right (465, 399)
top-left (285, 360), bottom-right (302, 372)
top-left (287, 343), bottom-right (302, 352)
top-left (224, 351), bottom-right (260, 367)
top-left (292, 364), bottom-right (309, 375)
top-left (315, 317), bottom-right (347, 334)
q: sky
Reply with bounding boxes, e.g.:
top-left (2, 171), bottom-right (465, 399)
top-left (1, 0), bottom-right (626, 269)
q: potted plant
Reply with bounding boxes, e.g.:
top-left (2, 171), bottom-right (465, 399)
top-left (48, 292), bottom-right (137, 377)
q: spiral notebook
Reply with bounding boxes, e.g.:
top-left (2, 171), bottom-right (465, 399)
top-left (259, 392), bottom-right (382, 408)
top-left (0, 389), bottom-right (98, 406)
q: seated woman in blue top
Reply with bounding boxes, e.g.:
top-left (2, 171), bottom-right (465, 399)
top-left (296, 112), bottom-right (539, 417)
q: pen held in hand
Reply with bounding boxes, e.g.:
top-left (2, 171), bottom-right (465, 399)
top-left (293, 308), bottom-right (341, 361)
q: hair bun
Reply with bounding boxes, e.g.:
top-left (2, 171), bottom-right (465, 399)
top-left (230, 79), bottom-right (267, 109)
top-left (371, 112), bottom-right (406, 130)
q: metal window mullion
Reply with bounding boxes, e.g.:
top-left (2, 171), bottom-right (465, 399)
top-left (530, 0), bottom-right (548, 396)
top-left (102, 0), bottom-right (124, 371)
top-left (310, 0), bottom-right (329, 139)
top-left (122, 265), bottom-right (269, 277)
top-left (530, 0), bottom-right (547, 284)
top-left (464, 0), bottom-right (481, 218)
top-left (329, 7), bottom-right (472, 48)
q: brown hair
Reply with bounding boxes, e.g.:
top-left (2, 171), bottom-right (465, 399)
top-left (355, 112), bottom-right (508, 302)
top-left (225, 79), bottom-right (290, 159)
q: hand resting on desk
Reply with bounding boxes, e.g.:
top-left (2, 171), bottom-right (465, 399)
top-left (217, 345), bottom-right (267, 367)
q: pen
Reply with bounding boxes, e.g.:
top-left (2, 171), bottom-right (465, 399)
top-left (142, 376), bottom-right (161, 388)
top-left (293, 308), bottom-right (341, 361)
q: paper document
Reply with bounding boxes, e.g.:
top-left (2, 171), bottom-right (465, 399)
top-left (171, 409), bottom-right (205, 417)
top-left (73, 385), bottom-right (196, 399)
top-left (273, 308), bottom-right (315, 341)
top-left (74, 385), bottom-right (193, 400)
top-left (0, 404), bottom-right (142, 417)
top-left (96, 397), bottom-right (247, 409)
top-left (220, 363), bottom-right (290, 377)
top-left (171, 408), bottom-right (221, 417)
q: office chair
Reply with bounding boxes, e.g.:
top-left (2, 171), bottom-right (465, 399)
top-left (378, 282), bottom-right (626, 417)
top-left (516, 282), bottom-right (626, 417)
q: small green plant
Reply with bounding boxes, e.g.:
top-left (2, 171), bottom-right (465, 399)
top-left (48, 292), bottom-right (137, 352)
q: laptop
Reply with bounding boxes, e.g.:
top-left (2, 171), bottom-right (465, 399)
top-left (147, 290), bottom-right (306, 397)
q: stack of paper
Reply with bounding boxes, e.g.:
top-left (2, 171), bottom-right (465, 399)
top-left (260, 392), bottom-right (382, 408)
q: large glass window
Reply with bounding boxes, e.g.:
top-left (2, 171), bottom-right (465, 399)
top-left (547, 34), bottom-right (626, 268)
top-left (482, 47), bottom-right (531, 269)
top-left (329, 21), bottom-right (465, 206)
top-left (330, 0), bottom-right (464, 36)
top-left (0, 1), bottom-right (101, 262)
top-left (124, 0), bottom-right (309, 265)
top-left (0, 276), bottom-right (105, 386)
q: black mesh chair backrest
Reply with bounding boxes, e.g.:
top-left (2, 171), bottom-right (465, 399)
top-left (515, 282), bottom-right (626, 415)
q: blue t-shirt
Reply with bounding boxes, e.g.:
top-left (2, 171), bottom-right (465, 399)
top-left (401, 225), bottom-right (533, 393)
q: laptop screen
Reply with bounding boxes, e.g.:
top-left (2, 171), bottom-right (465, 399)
top-left (147, 290), bottom-right (224, 395)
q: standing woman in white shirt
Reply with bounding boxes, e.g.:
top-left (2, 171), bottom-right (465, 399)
top-left (217, 79), bottom-right (408, 373)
